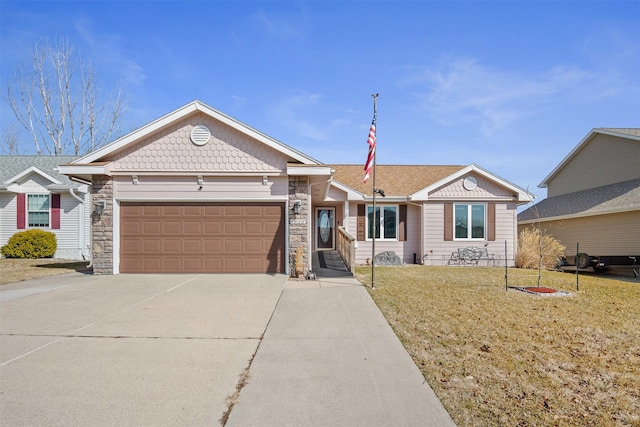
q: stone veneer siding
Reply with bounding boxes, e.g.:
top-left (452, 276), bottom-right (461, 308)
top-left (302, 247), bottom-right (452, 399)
top-left (91, 175), bottom-right (113, 274)
top-left (289, 176), bottom-right (309, 277)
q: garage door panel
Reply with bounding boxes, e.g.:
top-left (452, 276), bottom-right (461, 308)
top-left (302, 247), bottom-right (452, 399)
top-left (224, 222), bottom-right (242, 234)
top-left (204, 239), bottom-right (222, 252)
top-left (163, 221), bottom-right (181, 234)
top-left (245, 221), bottom-right (263, 234)
top-left (143, 239), bottom-right (162, 253)
top-left (225, 206), bottom-right (242, 216)
top-left (162, 239), bottom-right (182, 253)
top-left (162, 206), bottom-right (181, 216)
top-left (224, 239), bottom-right (242, 253)
top-left (205, 258), bottom-right (222, 271)
top-left (142, 206), bottom-right (163, 215)
top-left (204, 221), bottom-right (222, 234)
top-left (183, 258), bottom-right (203, 271)
top-left (244, 239), bottom-right (264, 253)
top-left (120, 202), bottom-right (284, 273)
top-left (224, 258), bottom-right (243, 272)
top-left (183, 222), bottom-right (202, 234)
top-left (183, 239), bottom-right (202, 252)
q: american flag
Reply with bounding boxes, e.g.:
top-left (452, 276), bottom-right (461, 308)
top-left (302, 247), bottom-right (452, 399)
top-left (363, 119), bottom-right (376, 183)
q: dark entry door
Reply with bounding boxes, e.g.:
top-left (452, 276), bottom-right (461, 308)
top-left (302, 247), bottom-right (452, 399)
top-left (316, 208), bottom-right (335, 250)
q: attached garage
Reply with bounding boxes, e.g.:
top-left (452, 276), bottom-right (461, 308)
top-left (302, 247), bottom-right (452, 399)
top-left (120, 202), bottom-right (285, 273)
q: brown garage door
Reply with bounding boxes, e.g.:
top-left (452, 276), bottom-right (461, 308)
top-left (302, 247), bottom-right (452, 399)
top-left (120, 202), bottom-right (285, 273)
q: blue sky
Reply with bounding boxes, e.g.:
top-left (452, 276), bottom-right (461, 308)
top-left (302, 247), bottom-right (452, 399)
top-left (1, 1), bottom-right (639, 201)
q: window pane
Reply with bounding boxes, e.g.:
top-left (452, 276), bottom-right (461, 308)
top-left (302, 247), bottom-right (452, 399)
top-left (455, 205), bottom-right (468, 238)
top-left (383, 206), bottom-right (397, 239)
top-left (28, 194), bottom-right (49, 210)
top-left (367, 206), bottom-right (380, 239)
top-left (471, 205), bottom-right (485, 238)
top-left (29, 211), bottom-right (49, 227)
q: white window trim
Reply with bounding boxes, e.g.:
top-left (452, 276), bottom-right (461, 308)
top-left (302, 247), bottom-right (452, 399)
top-left (366, 204), bottom-right (399, 241)
top-left (453, 202), bottom-right (486, 240)
top-left (27, 193), bottom-right (51, 228)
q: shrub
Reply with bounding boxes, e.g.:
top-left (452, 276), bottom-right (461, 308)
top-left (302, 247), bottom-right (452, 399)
top-left (1, 229), bottom-right (57, 259)
top-left (515, 227), bottom-right (565, 270)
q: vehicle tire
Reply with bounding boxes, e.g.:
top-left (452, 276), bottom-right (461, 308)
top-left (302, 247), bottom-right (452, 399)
top-left (576, 252), bottom-right (591, 269)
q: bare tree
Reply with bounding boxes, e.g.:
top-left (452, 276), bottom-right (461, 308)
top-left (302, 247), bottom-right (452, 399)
top-left (3, 38), bottom-right (125, 155)
top-left (1, 125), bottom-right (23, 154)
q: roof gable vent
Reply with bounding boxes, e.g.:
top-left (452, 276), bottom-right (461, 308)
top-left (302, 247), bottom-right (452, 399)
top-left (190, 124), bottom-right (211, 146)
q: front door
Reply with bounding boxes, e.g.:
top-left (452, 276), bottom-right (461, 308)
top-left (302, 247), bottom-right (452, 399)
top-left (316, 208), bottom-right (335, 250)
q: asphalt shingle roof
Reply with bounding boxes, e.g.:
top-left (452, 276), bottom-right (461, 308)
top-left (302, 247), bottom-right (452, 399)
top-left (599, 128), bottom-right (640, 137)
top-left (331, 164), bottom-right (466, 196)
top-left (0, 155), bottom-right (80, 186)
top-left (518, 178), bottom-right (640, 222)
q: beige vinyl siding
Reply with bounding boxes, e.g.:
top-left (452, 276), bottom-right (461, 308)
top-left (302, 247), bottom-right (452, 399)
top-left (110, 113), bottom-right (288, 173)
top-left (113, 175), bottom-right (288, 200)
top-left (548, 134), bottom-right (640, 197)
top-left (430, 173), bottom-right (514, 198)
top-left (523, 211), bottom-right (640, 256)
top-left (349, 202), bottom-right (421, 265)
top-left (423, 202), bottom-right (518, 266)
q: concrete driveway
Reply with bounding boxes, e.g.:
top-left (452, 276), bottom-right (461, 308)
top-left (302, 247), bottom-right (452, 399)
top-left (0, 272), bottom-right (287, 426)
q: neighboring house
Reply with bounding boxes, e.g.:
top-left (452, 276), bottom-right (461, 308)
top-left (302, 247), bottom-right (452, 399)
top-left (0, 156), bottom-right (91, 260)
top-left (518, 128), bottom-right (640, 269)
top-left (58, 100), bottom-right (533, 275)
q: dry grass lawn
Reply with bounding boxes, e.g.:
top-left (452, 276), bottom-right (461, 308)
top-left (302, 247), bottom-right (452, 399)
top-left (356, 266), bottom-right (640, 426)
top-left (0, 258), bottom-right (90, 285)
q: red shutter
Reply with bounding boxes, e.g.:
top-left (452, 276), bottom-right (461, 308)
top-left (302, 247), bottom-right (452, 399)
top-left (444, 203), bottom-right (453, 241)
top-left (399, 205), bottom-right (407, 241)
top-left (17, 193), bottom-right (26, 229)
top-left (51, 194), bottom-right (61, 229)
top-left (487, 203), bottom-right (496, 241)
top-left (357, 204), bottom-right (365, 241)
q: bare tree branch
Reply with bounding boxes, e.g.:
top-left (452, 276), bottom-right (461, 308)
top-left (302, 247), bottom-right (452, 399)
top-left (0, 125), bottom-right (24, 155)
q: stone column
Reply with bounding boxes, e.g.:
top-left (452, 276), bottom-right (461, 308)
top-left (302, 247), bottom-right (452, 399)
top-left (288, 176), bottom-right (309, 277)
top-left (91, 175), bottom-right (113, 274)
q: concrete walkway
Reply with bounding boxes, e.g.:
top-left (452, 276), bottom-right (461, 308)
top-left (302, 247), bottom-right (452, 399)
top-left (227, 276), bottom-right (455, 426)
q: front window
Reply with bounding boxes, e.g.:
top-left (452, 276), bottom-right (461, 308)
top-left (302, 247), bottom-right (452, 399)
top-left (367, 205), bottom-right (397, 240)
top-left (454, 203), bottom-right (485, 239)
top-left (27, 194), bottom-right (50, 227)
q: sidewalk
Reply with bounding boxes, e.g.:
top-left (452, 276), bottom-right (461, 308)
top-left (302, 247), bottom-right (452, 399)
top-left (226, 277), bottom-right (456, 426)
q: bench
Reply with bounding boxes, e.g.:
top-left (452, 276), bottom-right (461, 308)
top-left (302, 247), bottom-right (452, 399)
top-left (447, 247), bottom-right (495, 266)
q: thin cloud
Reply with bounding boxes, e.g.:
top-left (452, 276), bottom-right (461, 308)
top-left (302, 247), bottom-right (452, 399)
top-left (271, 91), bottom-right (327, 140)
top-left (74, 14), bottom-right (147, 86)
top-left (249, 7), bottom-right (308, 40)
top-left (401, 57), bottom-right (588, 135)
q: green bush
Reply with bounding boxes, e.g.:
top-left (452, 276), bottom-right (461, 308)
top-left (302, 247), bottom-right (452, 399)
top-left (1, 229), bottom-right (57, 259)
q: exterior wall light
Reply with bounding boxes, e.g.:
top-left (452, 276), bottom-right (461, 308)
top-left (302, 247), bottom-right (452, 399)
top-left (293, 199), bottom-right (302, 215)
top-left (94, 200), bottom-right (107, 214)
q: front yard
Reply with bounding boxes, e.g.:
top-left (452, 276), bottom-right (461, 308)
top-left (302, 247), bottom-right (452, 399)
top-left (0, 258), bottom-right (90, 285)
top-left (356, 266), bottom-right (640, 426)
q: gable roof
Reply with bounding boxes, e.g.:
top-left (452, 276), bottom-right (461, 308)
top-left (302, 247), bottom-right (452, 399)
top-left (539, 128), bottom-right (640, 188)
top-left (0, 155), bottom-right (80, 190)
top-left (331, 164), bottom-right (533, 203)
top-left (73, 100), bottom-right (322, 166)
top-left (518, 178), bottom-right (640, 223)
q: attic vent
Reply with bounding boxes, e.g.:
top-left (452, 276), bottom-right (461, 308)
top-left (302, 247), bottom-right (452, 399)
top-left (190, 125), bottom-right (211, 146)
top-left (463, 176), bottom-right (478, 191)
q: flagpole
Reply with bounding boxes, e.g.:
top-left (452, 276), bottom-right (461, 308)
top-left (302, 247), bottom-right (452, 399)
top-left (371, 94), bottom-right (378, 290)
